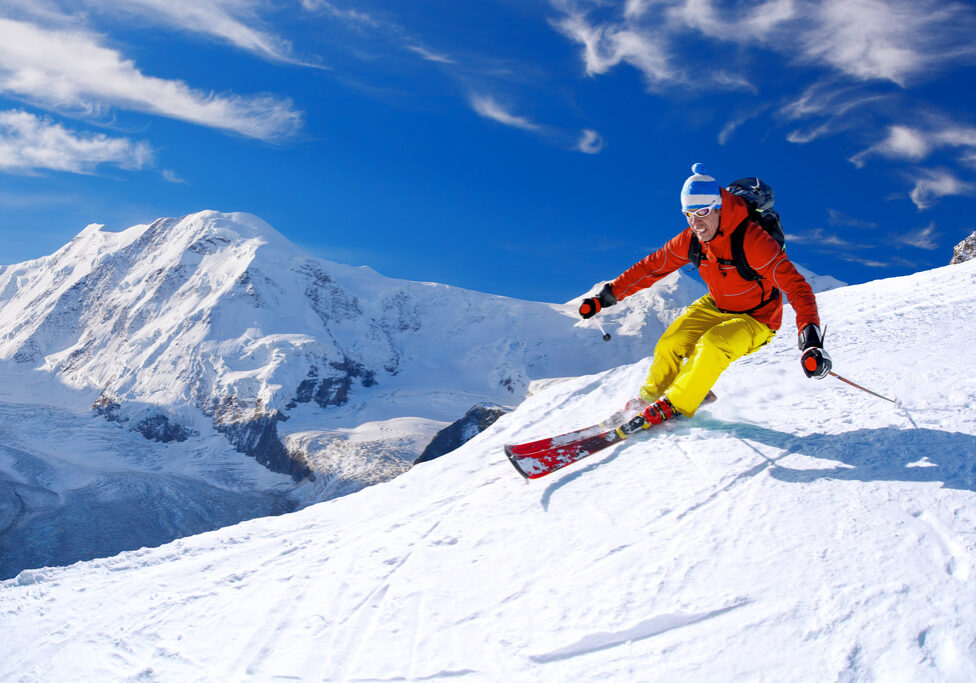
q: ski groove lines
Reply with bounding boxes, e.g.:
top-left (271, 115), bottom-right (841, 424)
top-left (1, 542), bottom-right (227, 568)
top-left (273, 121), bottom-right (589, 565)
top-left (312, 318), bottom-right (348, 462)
top-left (528, 599), bottom-right (750, 663)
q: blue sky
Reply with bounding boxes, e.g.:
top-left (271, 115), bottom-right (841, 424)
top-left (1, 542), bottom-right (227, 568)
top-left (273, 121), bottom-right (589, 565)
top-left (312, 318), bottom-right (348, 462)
top-left (1, 1), bottom-right (975, 303)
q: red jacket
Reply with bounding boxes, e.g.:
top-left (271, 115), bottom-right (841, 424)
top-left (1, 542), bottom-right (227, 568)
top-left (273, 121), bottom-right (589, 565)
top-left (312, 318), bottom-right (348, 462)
top-left (610, 189), bottom-right (820, 332)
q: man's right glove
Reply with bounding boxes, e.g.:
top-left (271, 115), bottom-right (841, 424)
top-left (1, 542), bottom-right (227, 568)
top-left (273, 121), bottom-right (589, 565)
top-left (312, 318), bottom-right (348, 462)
top-left (798, 324), bottom-right (832, 379)
top-left (579, 283), bottom-right (617, 319)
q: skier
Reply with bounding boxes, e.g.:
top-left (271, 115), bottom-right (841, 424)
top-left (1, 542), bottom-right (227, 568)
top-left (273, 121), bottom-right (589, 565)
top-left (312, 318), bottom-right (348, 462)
top-left (579, 163), bottom-right (832, 427)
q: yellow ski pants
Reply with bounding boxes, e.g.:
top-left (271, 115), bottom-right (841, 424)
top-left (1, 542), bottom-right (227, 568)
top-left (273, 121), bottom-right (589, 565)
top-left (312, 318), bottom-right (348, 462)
top-left (640, 295), bottom-right (775, 417)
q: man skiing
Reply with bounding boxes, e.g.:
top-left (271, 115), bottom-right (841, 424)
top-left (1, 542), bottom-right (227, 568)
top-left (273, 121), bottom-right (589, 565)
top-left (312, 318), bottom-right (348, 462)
top-left (579, 163), bottom-right (832, 427)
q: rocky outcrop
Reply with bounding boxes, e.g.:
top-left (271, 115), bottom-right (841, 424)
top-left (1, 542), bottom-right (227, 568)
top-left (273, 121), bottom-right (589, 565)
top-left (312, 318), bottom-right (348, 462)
top-left (210, 396), bottom-right (312, 482)
top-left (93, 392), bottom-right (197, 443)
top-left (135, 415), bottom-right (196, 443)
top-left (415, 403), bottom-right (509, 464)
top-left (950, 231), bottom-right (976, 265)
top-left (285, 358), bottom-right (377, 411)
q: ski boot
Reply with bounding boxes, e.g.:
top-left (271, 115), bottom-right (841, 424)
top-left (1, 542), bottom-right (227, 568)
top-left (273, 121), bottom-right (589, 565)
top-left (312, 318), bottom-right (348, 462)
top-left (602, 396), bottom-right (651, 430)
top-left (616, 396), bottom-right (678, 437)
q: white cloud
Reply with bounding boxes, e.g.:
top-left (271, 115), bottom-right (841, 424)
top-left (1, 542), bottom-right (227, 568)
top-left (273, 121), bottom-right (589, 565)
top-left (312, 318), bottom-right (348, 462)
top-left (909, 169), bottom-right (975, 210)
top-left (850, 125), bottom-right (931, 168)
top-left (874, 126), bottom-right (930, 159)
top-left (0, 109), bottom-right (152, 174)
top-left (780, 81), bottom-right (892, 122)
top-left (786, 228), bottom-right (859, 249)
top-left (934, 125), bottom-right (976, 150)
top-left (577, 129), bottom-right (604, 154)
top-left (718, 106), bottom-right (769, 145)
top-left (469, 94), bottom-right (541, 131)
top-left (162, 169), bottom-right (188, 184)
top-left (551, 0), bottom-right (976, 92)
top-left (826, 209), bottom-right (877, 230)
top-left (551, 7), bottom-right (677, 88)
top-left (800, 0), bottom-right (973, 87)
top-left (0, 18), bottom-right (302, 141)
top-left (300, 0), bottom-right (380, 28)
top-left (897, 221), bottom-right (940, 250)
top-left (87, 0), bottom-right (301, 65)
top-left (786, 121), bottom-right (848, 145)
top-left (406, 45), bottom-right (455, 64)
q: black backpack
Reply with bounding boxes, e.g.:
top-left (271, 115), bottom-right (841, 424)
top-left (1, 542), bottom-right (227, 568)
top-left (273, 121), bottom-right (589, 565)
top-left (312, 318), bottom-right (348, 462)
top-left (687, 177), bottom-right (785, 313)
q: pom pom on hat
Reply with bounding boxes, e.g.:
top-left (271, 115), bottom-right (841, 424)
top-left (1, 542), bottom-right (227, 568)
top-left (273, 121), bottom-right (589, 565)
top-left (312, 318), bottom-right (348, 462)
top-left (681, 163), bottom-right (722, 212)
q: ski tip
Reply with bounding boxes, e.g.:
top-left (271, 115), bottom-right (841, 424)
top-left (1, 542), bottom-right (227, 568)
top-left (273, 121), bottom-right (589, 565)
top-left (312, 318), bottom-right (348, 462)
top-left (503, 445), bottom-right (532, 479)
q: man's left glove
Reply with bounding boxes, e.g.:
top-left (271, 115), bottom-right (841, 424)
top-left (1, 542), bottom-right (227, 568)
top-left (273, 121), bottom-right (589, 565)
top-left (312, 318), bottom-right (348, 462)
top-left (798, 324), bottom-right (832, 379)
top-left (579, 283), bottom-right (617, 319)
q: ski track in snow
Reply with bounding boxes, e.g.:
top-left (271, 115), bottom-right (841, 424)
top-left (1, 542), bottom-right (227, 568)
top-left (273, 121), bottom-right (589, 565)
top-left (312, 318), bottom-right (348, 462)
top-left (1, 261), bottom-right (975, 680)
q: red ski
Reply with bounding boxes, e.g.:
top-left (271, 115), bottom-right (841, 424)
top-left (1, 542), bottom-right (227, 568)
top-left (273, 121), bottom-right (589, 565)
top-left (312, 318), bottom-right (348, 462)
top-left (504, 392), bottom-right (716, 479)
top-left (505, 418), bottom-right (643, 479)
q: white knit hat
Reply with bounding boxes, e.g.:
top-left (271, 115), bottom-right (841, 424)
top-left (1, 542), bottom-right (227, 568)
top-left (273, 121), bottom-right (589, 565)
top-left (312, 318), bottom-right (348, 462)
top-left (680, 163), bottom-right (722, 212)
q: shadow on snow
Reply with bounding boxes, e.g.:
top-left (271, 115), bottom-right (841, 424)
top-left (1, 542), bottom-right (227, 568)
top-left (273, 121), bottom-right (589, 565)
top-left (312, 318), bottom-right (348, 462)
top-left (539, 417), bottom-right (976, 509)
top-left (693, 417), bottom-right (976, 492)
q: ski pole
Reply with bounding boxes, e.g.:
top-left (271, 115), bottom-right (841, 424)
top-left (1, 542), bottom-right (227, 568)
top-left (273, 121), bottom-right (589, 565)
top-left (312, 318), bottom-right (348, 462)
top-left (828, 371), bottom-right (896, 403)
top-left (593, 319), bottom-right (611, 342)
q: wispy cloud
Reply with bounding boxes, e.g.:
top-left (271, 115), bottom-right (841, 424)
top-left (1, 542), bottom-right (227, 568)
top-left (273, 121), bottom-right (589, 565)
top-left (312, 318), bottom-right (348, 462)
top-left (300, 0), bottom-right (380, 28)
top-left (550, 4), bottom-right (677, 89)
top-left (799, 0), bottom-right (975, 87)
top-left (302, 0), bottom-right (459, 67)
top-left (851, 121), bottom-right (976, 168)
top-left (850, 125), bottom-right (930, 168)
top-left (838, 254), bottom-right (893, 268)
top-left (161, 169), bottom-right (188, 184)
top-left (84, 0), bottom-right (304, 65)
top-left (552, 0), bottom-right (975, 91)
top-left (827, 209), bottom-right (877, 230)
top-left (908, 169), bottom-right (975, 210)
top-left (405, 44), bottom-right (456, 64)
top-left (896, 222), bottom-right (940, 250)
top-left (0, 109), bottom-right (152, 174)
top-left (469, 94), bottom-right (541, 131)
top-left (786, 228), bottom-right (861, 249)
top-left (0, 17), bottom-right (303, 141)
top-left (780, 82), bottom-right (893, 144)
top-left (718, 106), bottom-right (770, 145)
top-left (577, 129), bottom-right (604, 154)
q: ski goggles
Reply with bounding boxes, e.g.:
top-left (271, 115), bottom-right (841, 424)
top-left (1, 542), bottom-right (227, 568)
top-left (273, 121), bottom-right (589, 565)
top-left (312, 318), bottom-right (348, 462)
top-left (681, 200), bottom-right (719, 219)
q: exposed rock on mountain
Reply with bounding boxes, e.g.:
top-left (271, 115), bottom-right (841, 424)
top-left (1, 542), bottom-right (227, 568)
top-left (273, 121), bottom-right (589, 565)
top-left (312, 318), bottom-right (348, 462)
top-left (415, 403), bottom-right (510, 464)
top-left (950, 230), bottom-right (976, 264)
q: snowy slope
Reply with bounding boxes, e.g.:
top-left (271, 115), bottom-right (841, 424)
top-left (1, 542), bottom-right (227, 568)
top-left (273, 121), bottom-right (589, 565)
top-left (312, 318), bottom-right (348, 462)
top-left (1, 260), bottom-right (973, 680)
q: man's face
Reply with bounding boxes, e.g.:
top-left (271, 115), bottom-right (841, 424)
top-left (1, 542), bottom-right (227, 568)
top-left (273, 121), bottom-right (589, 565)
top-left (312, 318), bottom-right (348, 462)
top-left (686, 205), bottom-right (721, 242)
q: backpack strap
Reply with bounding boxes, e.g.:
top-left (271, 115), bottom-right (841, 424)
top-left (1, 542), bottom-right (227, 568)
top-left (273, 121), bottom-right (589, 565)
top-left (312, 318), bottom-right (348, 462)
top-left (688, 234), bottom-right (703, 268)
top-left (729, 217), bottom-right (760, 282)
top-left (713, 217), bottom-right (781, 316)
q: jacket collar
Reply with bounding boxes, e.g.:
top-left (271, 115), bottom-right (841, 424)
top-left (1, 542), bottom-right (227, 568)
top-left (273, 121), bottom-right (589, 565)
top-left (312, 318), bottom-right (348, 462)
top-left (718, 187), bottom-right (749, 235)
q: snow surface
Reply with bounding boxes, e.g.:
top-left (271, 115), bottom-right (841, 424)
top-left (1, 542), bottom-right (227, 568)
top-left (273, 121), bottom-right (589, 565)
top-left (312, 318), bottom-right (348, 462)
top-left (1, 258), bottom-right (974, 680)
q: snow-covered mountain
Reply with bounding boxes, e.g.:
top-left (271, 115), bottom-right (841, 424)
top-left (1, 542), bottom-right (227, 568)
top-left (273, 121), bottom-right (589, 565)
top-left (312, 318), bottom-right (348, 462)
top-left (0, 211), bottom-right (713, 579)
top-left (2, 257), bottom-right (973, 680)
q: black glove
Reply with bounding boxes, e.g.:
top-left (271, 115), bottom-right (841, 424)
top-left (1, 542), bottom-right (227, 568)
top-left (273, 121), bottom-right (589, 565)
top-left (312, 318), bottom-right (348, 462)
top-left (798, 324), bottom-right (832, 379)
top-left (579, 283), bottom-right (617, 319)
